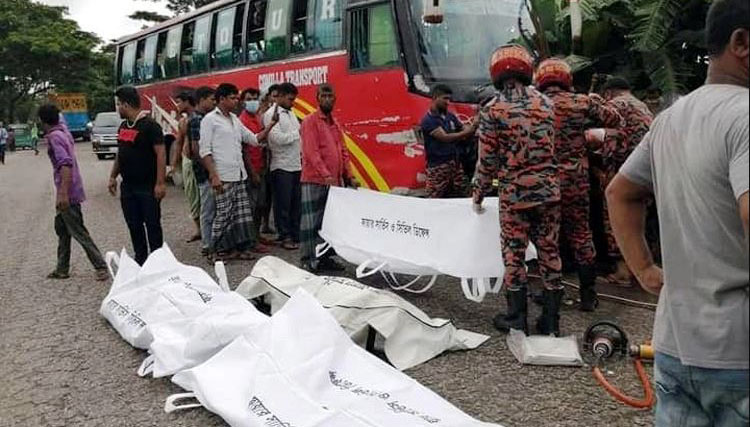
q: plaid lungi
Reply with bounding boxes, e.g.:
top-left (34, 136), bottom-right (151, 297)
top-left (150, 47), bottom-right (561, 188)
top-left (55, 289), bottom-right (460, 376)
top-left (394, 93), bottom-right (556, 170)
top-left (212, 181), bottom-right (255, 252)
top-left (300, 183), bottom-right (330, 264)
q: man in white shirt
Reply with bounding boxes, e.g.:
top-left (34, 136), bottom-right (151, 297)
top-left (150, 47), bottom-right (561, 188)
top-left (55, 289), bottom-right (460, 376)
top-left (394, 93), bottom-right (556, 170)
top-left (199, 83), bottom-right (277, 261)
top-left (607, 0), bottom-right (749, 424)
top-left (264, 82), bottom-right (302, 250)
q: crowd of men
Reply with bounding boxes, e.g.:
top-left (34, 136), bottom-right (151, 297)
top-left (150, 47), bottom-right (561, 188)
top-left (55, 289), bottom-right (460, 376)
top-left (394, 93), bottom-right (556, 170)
top-left (35, 0), bottom-right (746, 424)
top-left (105, 81), bottom-right (354, 273)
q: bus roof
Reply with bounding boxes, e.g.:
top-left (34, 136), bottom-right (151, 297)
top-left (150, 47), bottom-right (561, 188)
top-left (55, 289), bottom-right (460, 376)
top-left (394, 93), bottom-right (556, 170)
top-left (116, 0), bottom-right (238, 45)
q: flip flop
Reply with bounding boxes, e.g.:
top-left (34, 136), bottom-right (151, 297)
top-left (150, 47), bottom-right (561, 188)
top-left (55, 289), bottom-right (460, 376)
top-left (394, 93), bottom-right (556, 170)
top-left (186, 234), bottom-right (201, 243)
top-left (282, 241), bottom-right (300, 251)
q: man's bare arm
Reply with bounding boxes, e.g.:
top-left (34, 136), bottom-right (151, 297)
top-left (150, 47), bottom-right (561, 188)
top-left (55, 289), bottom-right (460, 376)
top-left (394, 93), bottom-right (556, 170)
top-left (606, 173), bottom-right (662, 294)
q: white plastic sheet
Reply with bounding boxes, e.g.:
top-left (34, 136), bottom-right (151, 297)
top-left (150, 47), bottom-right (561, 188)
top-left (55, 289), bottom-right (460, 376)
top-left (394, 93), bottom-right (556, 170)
top-left (236, 256), bottom-right (489, 370)
top-left (506, 329), bottom-right (583, 366)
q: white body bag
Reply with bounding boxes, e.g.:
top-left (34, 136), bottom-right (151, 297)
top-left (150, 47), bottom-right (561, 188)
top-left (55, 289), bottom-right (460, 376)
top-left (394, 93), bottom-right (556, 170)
top-left (236, 256), bottom-right (489, 370)
top-left (318, 188), bottom-right (536, 302)
top-left (168, 290), bottom-right (503, 427)
top-left (99, 245), bottom-right (229, 349)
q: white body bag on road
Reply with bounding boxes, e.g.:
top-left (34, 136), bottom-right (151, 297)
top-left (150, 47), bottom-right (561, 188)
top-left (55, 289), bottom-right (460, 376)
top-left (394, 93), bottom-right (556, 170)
top-left (140, 291), bottom-right (269, 378)
top-left (318, 188), bottom-right (536, 302)
top-left (236, 256), bottom-right (489, 370)
top-left (99, 244), bottom-right (229, 349)
top-left (168, 290), bottom-right (503, 427)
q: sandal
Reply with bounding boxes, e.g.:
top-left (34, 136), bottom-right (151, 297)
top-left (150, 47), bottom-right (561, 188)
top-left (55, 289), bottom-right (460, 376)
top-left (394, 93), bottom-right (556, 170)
top-left (186, 234), bottom-right (201, 243)
top-left (235, 251), bottom-right (256, 261)
top-left (251, 244), bottom-right (272, 254)
top-left (212, 251), bottom-right (236, 263)
top-left (95, 269), bottom-right (109, 282)
top-left (282, 241), bottom-right (300, 251)
top-left (47, 271), bottom-right (70, 280)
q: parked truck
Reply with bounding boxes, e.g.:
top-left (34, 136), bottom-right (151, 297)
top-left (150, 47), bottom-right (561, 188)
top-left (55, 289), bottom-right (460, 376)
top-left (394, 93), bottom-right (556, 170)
top-left (49, 93), bottom-right (91, 141)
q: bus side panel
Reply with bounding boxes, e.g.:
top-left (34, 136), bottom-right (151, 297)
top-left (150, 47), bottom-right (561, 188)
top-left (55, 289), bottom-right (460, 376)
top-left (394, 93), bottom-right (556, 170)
top-left (134, 54), bottom-right (437, 192)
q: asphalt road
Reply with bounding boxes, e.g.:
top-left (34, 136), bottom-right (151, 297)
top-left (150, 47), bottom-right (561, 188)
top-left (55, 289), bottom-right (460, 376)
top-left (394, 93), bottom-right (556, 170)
top-left (0, 143), bottom-right (657, 426)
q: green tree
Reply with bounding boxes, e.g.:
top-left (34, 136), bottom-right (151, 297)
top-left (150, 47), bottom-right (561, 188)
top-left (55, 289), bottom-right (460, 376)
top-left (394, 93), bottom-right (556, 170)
top-left (0, 0), bottom-right (100, 122)
top-left (135, 0), bottom-right (220, 18)
top-left (527, 0), bottom-right (709, 97)
top-left (129, 10), bottom-right (171, 23)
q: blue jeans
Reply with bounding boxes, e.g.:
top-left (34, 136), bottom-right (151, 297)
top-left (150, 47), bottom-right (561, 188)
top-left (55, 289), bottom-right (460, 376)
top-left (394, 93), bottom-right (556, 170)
top-left (198, 181), bottom-right (216, 252)
top-left (655, 352), bottom-right (749, 427)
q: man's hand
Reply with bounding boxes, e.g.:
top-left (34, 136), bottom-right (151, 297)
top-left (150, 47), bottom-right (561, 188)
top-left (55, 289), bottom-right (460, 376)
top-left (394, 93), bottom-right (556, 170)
top-left (250, 171), bottom-right (261, 186)
top-left (210, 174), bottom-right (224, 194)
top-left (154, 182), bottom-right (167, 200)
top-left (56, 193), bottom-right (70, 211)
top-left (635, 264), bottom-right (664, 295)
top-left (108, 177), bottom-right (118, 196)
top-left (346, 177), bottom-right (360, 189)
top-left (324, 176), bottom-right (338, 186)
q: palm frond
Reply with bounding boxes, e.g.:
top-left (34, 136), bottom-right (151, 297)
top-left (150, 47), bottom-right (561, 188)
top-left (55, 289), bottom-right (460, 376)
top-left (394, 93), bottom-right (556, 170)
top-left (564, 54), bottom-right (594, 72)
top-left (629, 0), bottom-right (687, 52)
top-left (643, 49), bottom-right (693, 95)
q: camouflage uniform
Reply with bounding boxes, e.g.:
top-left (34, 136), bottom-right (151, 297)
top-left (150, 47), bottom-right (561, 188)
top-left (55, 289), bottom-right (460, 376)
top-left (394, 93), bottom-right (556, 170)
top-left (475, 81), bottom-right (562, 292)
top-left (543, 88), bottom-right (624, 266)
top-left (594, 93), bottom-right (653, 258)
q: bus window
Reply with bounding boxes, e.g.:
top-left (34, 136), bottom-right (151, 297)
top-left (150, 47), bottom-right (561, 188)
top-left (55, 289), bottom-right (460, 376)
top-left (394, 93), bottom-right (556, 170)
top-left (120, 42), bottom-right (137, 85)
top-left (214, 7), bottom-right (237, 68)
top-left (156, 32), bottom-right (168, 80)
top-left (247, 0), bottom-right (267, 63)
top-left (135, 39), bottom-right (146, 83)
top-left (306, 0), bottom-right (342, 51)
top-left (165, 26), bottom-right (183, 78)
top-left (192, 15), bottom-right (212, 73)
top-left (180, 21), bottom-right (196, 75)
top-left (291, 0), bottom-right (308, 53)
top-left (143, 35), bottom-right (158, 81)
top-left (264, 0), bottom-right (292, 60)
top-left (232, 3), bottom-right (246, 65)
top-left (349, 4), bottom-right (399, 69)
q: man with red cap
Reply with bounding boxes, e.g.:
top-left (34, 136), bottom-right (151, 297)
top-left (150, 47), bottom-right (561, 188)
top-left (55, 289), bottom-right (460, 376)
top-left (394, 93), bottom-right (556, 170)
top-left (473, 45), bottom-right (563, 336)
top-left (534, 58), bottom-right (623, 312)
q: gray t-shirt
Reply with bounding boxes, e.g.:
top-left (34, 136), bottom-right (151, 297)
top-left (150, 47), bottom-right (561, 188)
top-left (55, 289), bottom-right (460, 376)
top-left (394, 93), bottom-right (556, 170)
top-left (621, 84), bottom-right (749, 370)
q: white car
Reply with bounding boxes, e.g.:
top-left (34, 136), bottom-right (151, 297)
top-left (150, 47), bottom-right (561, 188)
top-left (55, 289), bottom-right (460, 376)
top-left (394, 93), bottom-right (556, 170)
top-left (91, 112), bottom-right (122, 160)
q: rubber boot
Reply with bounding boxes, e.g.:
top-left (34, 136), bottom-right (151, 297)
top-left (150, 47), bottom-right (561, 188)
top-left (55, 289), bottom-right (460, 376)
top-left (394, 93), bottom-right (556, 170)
top-left (578, 264), bottom-right (599, 312)
top-left (493, 288), bottom-right (528, 334)
top-left (536, 288), bottom-right (564, 336)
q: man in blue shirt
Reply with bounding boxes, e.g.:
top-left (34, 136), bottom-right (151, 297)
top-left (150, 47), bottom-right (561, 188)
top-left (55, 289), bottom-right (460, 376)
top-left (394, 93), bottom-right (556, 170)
top-left (420, 85), bottom-right (477, 198)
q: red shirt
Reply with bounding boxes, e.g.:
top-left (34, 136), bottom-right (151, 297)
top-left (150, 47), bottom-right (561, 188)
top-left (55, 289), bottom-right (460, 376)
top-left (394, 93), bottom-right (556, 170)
top-left (300, 111), bottom-right (350, 185)
top-left (239, 110), bottom-right (265, 173)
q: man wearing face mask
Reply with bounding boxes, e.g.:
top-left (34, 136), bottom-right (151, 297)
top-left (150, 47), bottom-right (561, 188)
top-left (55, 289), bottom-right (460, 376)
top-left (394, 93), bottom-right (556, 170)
top-left (239, 87), bottom-right (273, 251)
top-left (299, 84), bottom-right (356, 272)
top-left (264, 82), bottom-right (302, 250)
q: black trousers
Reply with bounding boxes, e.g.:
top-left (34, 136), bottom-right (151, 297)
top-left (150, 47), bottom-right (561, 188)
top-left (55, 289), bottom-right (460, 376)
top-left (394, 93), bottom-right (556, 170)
top-left (121, 186), bottom-right (163, 265)
top-left (271, 170), bottom-right (301, 243)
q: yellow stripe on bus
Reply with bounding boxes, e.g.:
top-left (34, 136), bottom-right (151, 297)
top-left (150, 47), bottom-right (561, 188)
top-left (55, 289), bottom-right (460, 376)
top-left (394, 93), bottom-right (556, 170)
top-left (349, 162), bottom-right (369, 190)
top-left (291, 101), bottom-right (390, 193)
top-left (344, 135), bottom-right (390, 192)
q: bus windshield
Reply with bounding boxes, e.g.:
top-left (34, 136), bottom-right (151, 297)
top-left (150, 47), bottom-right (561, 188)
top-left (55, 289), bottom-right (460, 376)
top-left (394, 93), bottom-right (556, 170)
top-left (409, 0), bottom-right (534, 83)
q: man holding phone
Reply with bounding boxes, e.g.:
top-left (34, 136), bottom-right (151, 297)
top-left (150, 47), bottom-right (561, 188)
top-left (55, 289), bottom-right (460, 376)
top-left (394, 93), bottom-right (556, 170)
top-left (264, 83), bottom-right (302, 250)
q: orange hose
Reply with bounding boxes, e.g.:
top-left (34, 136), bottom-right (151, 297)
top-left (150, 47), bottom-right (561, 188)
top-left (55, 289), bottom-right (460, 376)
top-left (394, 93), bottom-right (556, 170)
top-left (593, 359), bottom-right (655, 409)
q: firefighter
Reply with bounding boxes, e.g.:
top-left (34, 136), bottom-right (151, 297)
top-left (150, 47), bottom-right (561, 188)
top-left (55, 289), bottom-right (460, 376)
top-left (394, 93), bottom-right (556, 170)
top-left (472, 45), bottom-right (564, 336)
top-left (586, 77), bottom-right (653, 284)
top-left (534, 58), bottom-right (624, 311)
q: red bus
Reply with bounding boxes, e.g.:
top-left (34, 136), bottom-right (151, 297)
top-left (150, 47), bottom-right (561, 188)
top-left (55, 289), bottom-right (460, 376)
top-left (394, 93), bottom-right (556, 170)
top-left (115, 0), bottom-right (534, 193)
